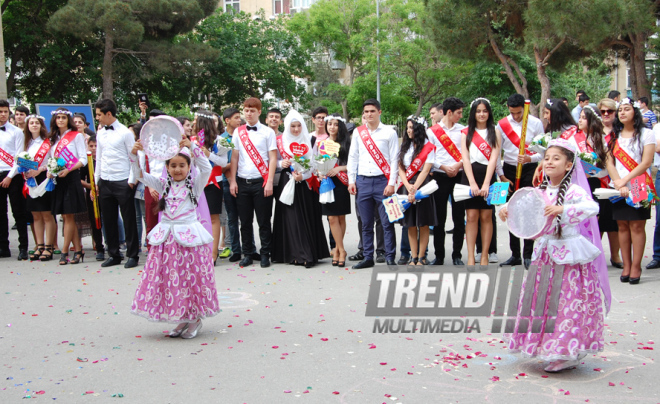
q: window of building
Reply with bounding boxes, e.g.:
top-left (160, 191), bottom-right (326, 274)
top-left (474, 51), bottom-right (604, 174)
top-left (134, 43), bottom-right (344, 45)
top-left (224, 0), bottom-right (240, 13)
top-left (273, 0), bottom-right (290, 15)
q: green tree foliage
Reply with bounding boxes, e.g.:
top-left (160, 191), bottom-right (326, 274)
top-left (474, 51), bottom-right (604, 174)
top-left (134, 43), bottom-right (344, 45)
top-left (48, 0), bottom-right (217, 99)
top-left (185, 10), bottom-right (311, 111)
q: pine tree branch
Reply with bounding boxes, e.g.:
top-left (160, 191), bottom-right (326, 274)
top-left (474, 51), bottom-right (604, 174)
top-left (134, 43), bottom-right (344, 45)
top-left (540, 37), bottom-right (566, 66)
top-left (112, 48), bottom-right (152, 56)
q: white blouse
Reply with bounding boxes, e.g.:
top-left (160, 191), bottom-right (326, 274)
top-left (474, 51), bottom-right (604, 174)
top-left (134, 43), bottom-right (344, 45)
top-left (401, 140), bottom-right (436, 169)
top-left (50, 130), bottom-right (88, 167)
top-left (24, 137), bottom-right (50, 168)
top-left (611, 128), bottom-right (655, 188)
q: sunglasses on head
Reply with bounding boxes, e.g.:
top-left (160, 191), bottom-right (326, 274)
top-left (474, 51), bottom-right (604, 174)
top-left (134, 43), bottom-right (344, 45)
top-left (600, 109), bottom-right (615, 115)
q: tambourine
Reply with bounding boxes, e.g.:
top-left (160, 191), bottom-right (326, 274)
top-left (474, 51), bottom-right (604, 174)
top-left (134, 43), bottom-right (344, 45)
top-left (506, 187), bottom-right (553, 240)
top-left (140, 116), bottom-right (184, 161)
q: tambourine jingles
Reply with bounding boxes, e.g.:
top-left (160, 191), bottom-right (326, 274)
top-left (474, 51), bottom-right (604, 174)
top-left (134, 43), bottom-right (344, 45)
top-left (139, 116), bottom-right (184, 161)
top-left (506, 187), bottom-right (554, 240)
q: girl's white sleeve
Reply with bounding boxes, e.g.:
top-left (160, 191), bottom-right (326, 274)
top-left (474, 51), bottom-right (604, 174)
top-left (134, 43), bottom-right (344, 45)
top-left (208, 151), bottom-right (228, 167)
top-left (191, 143), bottom-right (212, 196)
top-left (560, 184), bottom-right (599, 225)
top-left (130, 157), bottom-right (163, 193)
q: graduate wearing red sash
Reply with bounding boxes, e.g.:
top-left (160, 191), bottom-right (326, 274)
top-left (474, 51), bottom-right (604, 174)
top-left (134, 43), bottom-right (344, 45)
top-left (397, 116), bottom-right (437, 266)
top-left (20, 115), bottom-right (57, 261)
top-left (460, 99), bottom-right (502, 266)
top-left (346, 99), bottom-right (399, 268)
top-left (48, 109), bottom-right (88, 265)
top-left (228, 98), bottom-right (278, 268)
top-left (606, 98), bottom-right (656, 284)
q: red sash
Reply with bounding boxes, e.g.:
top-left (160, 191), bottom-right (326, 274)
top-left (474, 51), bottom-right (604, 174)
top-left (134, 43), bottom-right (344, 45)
top-left (462, 127), bottom-right (492, 160)
top-left (598, 134), bottom-right (612, 188)
top-left (612, 139), bottom-right (657, 195)
top-left (498, 117), bottom-right (534, 156)
top-left (276, 136), bottom-right (292, 159)
top-left (54, 131), bottom-right (80, 159)
top-left (0, 146), bottom-right (14, 167)
top-left (404, 142), bottom-right (436, 182)
top-left (33, 139), bottom-right (51, 166)
top-left (237, 125), bottom-right (269, 185)
top-left (430, 124), bottom-right (461, 162)
top-left (572, 130), bottom-right (593, 153)
top-left (336, 169), bottom-right (349, 186)
top-left (357, 125), bottom-right (390, 179)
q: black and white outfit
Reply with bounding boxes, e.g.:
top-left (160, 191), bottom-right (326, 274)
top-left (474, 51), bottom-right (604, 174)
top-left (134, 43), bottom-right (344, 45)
top-left (397, 140), bottom-right (437, 227)
top-left (610, 129), bottom-right (655, 221)
top-left (23, 137), bottom-right (52, 212)
top-left (272, 112), bottom-right (329, 265)
top-left (313, 137), bottom-right (351, 217)
top-left (232, 122), bottom-right (277, 258)
top-left (51, 130), bottom-right (88, 215)
top-left (204, 146), bottom-right (228, 215)
top-left (95, 120), bottom-right (139, 261)
top-left (460, 128), bottom-right (495, 211)
top-left (0, 122), bottom-right (28, 253)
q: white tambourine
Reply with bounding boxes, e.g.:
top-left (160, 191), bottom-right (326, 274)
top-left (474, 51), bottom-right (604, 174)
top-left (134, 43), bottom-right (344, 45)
top-left (506, 187), bottom-right (554, 240)
top-left (140, 116), bottom-right (184, 161)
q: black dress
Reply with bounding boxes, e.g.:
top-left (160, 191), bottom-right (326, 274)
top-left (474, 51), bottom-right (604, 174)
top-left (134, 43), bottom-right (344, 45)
top-left (460, 162), bottom-right (495, 210)
top-left (204, 184), bottom-right (223, 214)
top-left (397, 173), bottom-right (437, 227)
top-left (272, 172), bottom-right (330, 265)
top-left (26, 172), bottom-right (52, 212)
top-left (587, 177), bottom-right (618, 232)
top-left (321, 176), bottom-right (351, 216)
top-left (52, 168), bottom-right (87, 215)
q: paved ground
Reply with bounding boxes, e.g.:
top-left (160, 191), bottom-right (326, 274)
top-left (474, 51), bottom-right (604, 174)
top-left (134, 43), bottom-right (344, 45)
top-left (1, 204), bottom-right (659, 403)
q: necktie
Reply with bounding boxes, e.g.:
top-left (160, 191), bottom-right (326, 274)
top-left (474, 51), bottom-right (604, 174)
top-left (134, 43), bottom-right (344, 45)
top-left (247, 125), bottom-right (258, 131)
top-left (104, 125), bottom-right (114, 130)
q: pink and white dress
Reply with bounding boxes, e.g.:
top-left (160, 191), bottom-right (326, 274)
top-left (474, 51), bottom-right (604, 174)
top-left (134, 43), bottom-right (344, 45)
top-left (507, 183), bottom-right (605, 361)
top-left (130, 144), bottom-right (219, 323)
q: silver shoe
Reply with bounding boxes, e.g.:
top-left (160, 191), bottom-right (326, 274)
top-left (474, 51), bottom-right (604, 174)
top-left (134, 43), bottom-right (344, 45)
top-left (168, 323), bottom-right (189, 338)
top-left (489, 253), bottom-right (499, 263)
top-left (181, 320), bottom-right (202, 339)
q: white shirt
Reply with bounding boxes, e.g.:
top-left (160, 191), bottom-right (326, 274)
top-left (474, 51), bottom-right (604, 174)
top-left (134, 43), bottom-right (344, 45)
top-left (466, 128), bottom-right (492, 165)
top-left (427, 121), bottom-right (465, 173)
top-left (23, 137), bottom-right (50, 169)
top-left (96, 120), bottom-right (135, 183)
top-left (401, 140), bottom-right (436, 168)
top-left (0, 122), bottom-right (23, 177)
top-left (232, 122), bottom-right (277, 180)
top-left (496, 114), bottom-right (545, 166)
top-left (50, 130), bottom-right (88, 167)
top-left (347, 122), bottom-right (399, 186)
top-left (206, 146), bottom-right (229, 182)
top-left (138, 150), bottom-right (166, 177)
top-left (612, 128), bottom-right (656, 188)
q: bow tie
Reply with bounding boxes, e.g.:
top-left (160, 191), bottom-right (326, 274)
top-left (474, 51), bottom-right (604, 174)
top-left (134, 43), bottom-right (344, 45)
top-left (0, 126), bottom-right (5, 131)
top-left (247, 125), bottom-right (258, 131)
top-left (104, 125), bottom-right (114, 130)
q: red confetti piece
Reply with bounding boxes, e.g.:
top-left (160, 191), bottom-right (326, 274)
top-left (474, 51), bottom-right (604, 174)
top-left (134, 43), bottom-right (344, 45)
top-left (321, 338), bottom-right (328, 341)
top-left (135, 336), bottom-right (142, 338)
top-left (541, 375), bottom-right (549, 378)
top-left (332, 391), bottom-right (340, 395)
top-left (283, 390), bottom-right (292, 393)
top-left (518, 373), bottom-right (526, 376)
top-left (272, 346), bottom-right (279, 349)
top-left (594, 368), bottom-right (602, 371)
top-left (490, 376), bottom-right (500, 382)
top-left (609, 382), bottom-right (615, 386)
top-left (35, 391), bottom-right (45, 395)
top-left (137, 358), bottom-right (143, 361)
top-left (380, 362), bottom-right (387, 365)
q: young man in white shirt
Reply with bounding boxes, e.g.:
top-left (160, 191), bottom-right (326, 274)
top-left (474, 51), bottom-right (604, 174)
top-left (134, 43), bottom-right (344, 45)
top-left (266, 108), bottom-right (283, 136)
top-left (228, 97), bottom-right (278, 268)
top-left (0, 100), bottom-right (29, 260)
top-left (495, 93), bottom-right (545, 269)
top-left (427, 97), bottom-right (466, 266)
top-left (571, 92), bottom-right (590, 122)
top-left (13, 105), bottom-right (29, 131)
top-left (94, 98), bottom-right (140, 268)
top-left (347, 99), bottom-right (399, 268)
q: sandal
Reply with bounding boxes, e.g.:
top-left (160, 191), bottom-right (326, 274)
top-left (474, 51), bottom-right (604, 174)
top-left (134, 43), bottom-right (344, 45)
top-left (70, 250), bottom-right (85, 264)
top-left (39, 245), bottom-right (54, 261)
top-left (30, 244), bottom-right (45, 261)
top-left (59, 252), bottom-right (69, 265)
top-left (409, 257), bottom-right (419, 266)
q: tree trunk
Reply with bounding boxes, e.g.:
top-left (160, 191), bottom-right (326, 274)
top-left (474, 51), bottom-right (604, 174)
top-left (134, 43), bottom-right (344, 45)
top-left (534, 46), bottom-right (551, 125)
top-left (102, 32), bottom-right (114, 100)
top-left (341, 99), bottom-right (348, 122)
top-left (415, 95), bottom-right (424, 116)
top-left (630, 32), bottom-right (650, 99)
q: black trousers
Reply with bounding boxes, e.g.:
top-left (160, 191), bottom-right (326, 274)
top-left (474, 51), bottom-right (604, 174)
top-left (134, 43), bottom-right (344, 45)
top-left (237, 177), bottom-right (273, 256)
top-left (431, 172), bottom-right (465, 261)
top-left (99, 179), bottom-right (138, 259)
top-left (476, 210), bottom-right (497, 254)
top-left (0, 171), bottom-right (28, 250)
top-left (503, 163), bottom-right (536, 259)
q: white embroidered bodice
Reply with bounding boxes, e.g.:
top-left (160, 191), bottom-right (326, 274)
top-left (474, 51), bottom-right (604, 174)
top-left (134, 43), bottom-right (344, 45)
top-left (531, 184), bottom-right (601, 265)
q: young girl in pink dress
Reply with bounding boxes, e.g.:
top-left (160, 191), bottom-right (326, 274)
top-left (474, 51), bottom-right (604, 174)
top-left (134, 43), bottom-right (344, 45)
top-left (129, 137), bottom-right (219, 339)
top-left (500, 138), bottom-right (610, 372)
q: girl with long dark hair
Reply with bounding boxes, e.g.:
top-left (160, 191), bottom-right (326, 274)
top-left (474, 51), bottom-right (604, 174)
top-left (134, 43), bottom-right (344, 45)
top-left (194, 110), bottom-right (227, 263)
top-left (460, 98), bottom-right (501, 266)
top-left (544, 99), bottom-right (577, 135)
top-left (47, 108), bottom-right (88, 265)
top-left (318, 114), bottom-right (351, 267)
top-left (606, 98), bottom-right (656, 284)
top-left (397, 116), bottom-right (437, 265)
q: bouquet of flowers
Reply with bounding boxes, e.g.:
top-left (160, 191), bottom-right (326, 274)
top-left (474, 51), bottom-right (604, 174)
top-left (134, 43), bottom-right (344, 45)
top-left (314, 154), bottom-right (339, 204)
top-left (528, 132), bottom-right (559, 154)
top-left (578, 151), bottom-right (608, 178)
top-left (291, 155), bottom-right (311, 173)
top-left (215, 136), bottom-right (234, 156)
top-left (16, 152), bottom-right (39, 187)
top-left (45, 157), bottom-right (66, 191)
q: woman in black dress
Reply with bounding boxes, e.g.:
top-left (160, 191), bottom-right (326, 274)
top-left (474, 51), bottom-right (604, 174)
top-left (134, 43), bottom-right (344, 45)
top-left (272, 110), bottom-right (329, 267)
top-left (195, 110), bottom-right (228, 262)
top-left (460, 98), bottom-right (501, 266)
top-left (21, 115), bottom-right (57, 261)
top-left (317, 113), bottom-right (351, 267)
top-left (397, 116), bottom-right (438, 266)
top-left (48, 109), bottom-right (88, 265)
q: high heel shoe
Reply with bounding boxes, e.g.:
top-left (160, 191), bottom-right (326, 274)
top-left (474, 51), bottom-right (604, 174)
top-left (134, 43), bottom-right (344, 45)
top-left (181, 319), bottom-right (202, 339)
top-left (59, 252), bottom-right (69, 265)
top-left (70, 250), bottom-right (85, 264)
top-left (610, 259), bottom-right (623, 269)
top-left (40, 245), bottom-right (54, 261)
top-left (168, 322), bottom-right (190, 337)
top-left (30, 244), bottom-right (44, 261)
top-left (337, 250), bottom-right (347, 268)
top-left (620, 275), bottom-right (630, 283)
